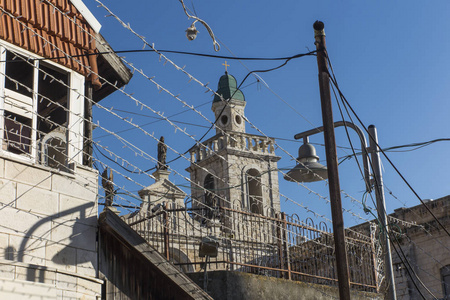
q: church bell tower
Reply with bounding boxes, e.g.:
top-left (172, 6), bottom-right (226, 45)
top-left (186, 72), bottom-right (281, 217)
top-left (212, 72), bottom-right (246, 134)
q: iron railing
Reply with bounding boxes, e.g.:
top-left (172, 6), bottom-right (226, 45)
top-left (125, 203), bottom-right (379, 292)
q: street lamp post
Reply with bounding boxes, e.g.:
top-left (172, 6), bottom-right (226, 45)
top-left (312, 20), bottom-right (351, 300)
top-left (286, 121), bottom-right (396, 300)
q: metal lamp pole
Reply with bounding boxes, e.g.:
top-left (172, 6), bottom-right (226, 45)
top-left (313, 21), bottom-right (351, 300)
top-left (293, 122), bottom-right (397, 300)
top-left (286, 21), bottom-right (396, 299)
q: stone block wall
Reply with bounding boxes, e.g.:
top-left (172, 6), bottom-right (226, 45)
top-left (187, 271), bottom-right (381, 300)
top-left (0, 157), bottom-right (101, 299)
top-left (391, 197), bottom-right (450, 300)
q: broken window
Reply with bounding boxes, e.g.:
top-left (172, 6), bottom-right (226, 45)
top-left (45, 135), bottom-right (67, 170)
top-left (37, 63), bottom-right (69, 169)
top-left (1, 46), bottom-right (76, 170)
top-left (3, 111), bottom-right (32, 154)
top-left (4, 51), bottom-right (34, 98)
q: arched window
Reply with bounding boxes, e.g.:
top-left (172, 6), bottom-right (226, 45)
top-left (204, 174), bottom-right (215, 209)
top-left (39, 128), bottom-right (67, 171)
top-left (247, 169), bottom-right (263, 215)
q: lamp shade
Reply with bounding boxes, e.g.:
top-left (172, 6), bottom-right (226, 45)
top-left (284, 143), bottom-right (328, 182)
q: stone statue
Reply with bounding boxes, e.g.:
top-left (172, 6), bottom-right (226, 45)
top-left (157, 136), bottom-right (167, 170)
top-left (101, 167), bottom-right (115, 208)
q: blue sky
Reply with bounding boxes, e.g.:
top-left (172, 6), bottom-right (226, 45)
top-left (84, 0), bottom-right (450, 227)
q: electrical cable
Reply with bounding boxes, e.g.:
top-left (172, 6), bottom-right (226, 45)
top-left (0, 2), bottom-right (394, 268)
top-left (326, 52), bottom-right (447, 298)
top-left (361, 193), bottom-right (438, 300)
top-left (140, 49), bottom-right (317, 173)
top-left (0, 49), bottom-right (318, 63)
top-left (388, 229), bottom-right (437, 299)
top-left (215, 36), bottom-right (321, 130)
top-left (0, 6), bottom-right (348, 234)
top-left (1, 45), bottom-right (342, 230)
top-left (325, 55), bottom-right (450, 239)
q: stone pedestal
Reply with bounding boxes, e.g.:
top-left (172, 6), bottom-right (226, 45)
top-left (152, 169), bottom-right (171, 181)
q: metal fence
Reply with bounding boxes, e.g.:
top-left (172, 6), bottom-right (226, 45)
top-left (125, 203), bottom-right (378, 292)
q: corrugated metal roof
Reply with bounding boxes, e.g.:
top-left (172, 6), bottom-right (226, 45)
top-left (0, 0), bottom-right (101, 89)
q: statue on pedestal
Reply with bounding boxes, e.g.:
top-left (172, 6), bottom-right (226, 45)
top-left (157, 136), bottom-right (167, 170)
top-left (101, 167), bottom-right (115, 208)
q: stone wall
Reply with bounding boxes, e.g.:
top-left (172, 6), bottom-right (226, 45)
top-left (187, 134), bottom-right (281, 217)
top-left (0, 157), bottom-right (101, 299)
top-left (391, 196), bottom-right (450, 299)
top-left (187, 271), bottom-right (381, 300)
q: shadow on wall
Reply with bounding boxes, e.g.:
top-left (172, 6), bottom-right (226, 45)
top-left (11, 202), bottom-right (96, 282)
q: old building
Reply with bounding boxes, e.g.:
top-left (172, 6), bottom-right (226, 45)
top-left (0, 0), bottom-right (131, 299)
top-left (352, 195), bottom-right (450, 299)
top-left (389, 196), bottom-right (450, 299)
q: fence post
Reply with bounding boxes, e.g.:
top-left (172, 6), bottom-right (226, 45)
top-left (281, 212), bottom-right (291, 280)
top-left (163, 202), bottom-right (170, 260)
top-left (276, 213), bottom-right (285, 277)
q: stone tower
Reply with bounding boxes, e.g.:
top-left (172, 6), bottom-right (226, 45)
top-left (187, 73), bottom-right (281, 217)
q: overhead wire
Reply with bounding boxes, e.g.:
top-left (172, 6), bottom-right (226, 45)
top-left (0, 8), bottom-right (384, 294)
top-left (18, 0), bottom-right (382, 236)
top-left (326, 52), bottom-right (446, 298)
top-left (0, 48), bottom-right (320, 63)
top-left (0, 35), bottom-right (340, 232)
top-left (92, 0), bottom-right (376, 231)
top-left (17, 2), bottom-right (446, 298)
top-left (326, 62), bottom-right (450, 239)
top-left (1, 1), bottom-right (384, 282)
top-left (0, 6), bottom-right (371, 239)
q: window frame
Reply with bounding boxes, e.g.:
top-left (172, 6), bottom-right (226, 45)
top-left (0, 41), bottom-right (85, 168)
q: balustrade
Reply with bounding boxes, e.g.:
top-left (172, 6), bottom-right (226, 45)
top-left (189, 133), bottom-right (277, 163)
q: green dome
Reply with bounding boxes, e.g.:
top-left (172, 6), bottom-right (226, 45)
top-left (213, 73), bottom-right (245, 103)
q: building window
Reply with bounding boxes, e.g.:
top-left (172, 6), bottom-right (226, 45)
top-left (204, 174), bottom-right (215, 209)
top-left (202, 174), bottom-right (216, 221)
top-left (0, 44), bottom-right (84, 168)
top-left (4, 111), bottom-right (32, 154)
top-left (442, 265), bottom-right (450, 299)
top-left (5, 51), bottom-right (34, 98)
top-left (247, 168), bottom-right (263, 215)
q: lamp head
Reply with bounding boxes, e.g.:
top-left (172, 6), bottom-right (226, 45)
top-left (284, 143), bottom-right (328, 183)
top-left (186, 22), bottom-right (198, 41)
